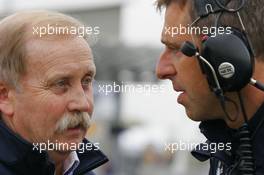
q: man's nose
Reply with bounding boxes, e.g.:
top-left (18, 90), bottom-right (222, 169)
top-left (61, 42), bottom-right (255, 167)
top-left (67, 85), bottom-right (93, 114)
top-left (156, 50), bottom-right (177, 80)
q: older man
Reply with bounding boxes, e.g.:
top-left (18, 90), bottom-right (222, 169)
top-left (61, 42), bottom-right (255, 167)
top-left (0, 11), bottom-right (108, 175)
top-left (156, 0), bottom-right (264, 174)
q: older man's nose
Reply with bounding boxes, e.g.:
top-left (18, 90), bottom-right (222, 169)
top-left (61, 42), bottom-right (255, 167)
top-left (67, 86), bottom-right (93, 114)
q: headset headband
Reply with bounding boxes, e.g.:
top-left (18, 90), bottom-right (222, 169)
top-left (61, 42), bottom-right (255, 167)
top-left (194, 0), bottom-right (229, 17)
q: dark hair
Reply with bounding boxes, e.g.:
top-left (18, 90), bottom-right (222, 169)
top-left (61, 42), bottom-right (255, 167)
top-left (156, 0), bottom-right (264, 60)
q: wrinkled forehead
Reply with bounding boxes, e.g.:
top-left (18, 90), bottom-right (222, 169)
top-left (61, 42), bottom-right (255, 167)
top-left (23, 36), bottom-right (95, 74)
top-left (161, 2), bottom-right (195, 46)
top-left (163, 1), bottom-right (192, 28)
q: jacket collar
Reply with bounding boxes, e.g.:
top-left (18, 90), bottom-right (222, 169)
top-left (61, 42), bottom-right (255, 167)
top-left (0, 120), bottom-right (35, 164)
top-left (75, 139), bottom-right (108, 174)
top-left (0, 120), bottom-right (108, 174)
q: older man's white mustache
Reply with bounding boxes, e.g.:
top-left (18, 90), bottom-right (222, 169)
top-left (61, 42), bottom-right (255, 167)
top-left (55, 112), bottom-right (91, 134)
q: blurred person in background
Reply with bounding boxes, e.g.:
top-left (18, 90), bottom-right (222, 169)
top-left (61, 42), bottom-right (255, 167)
top-left (155, 0), bottom-right (264, 174)
top-left (0, 10), bottom-right (108, 175)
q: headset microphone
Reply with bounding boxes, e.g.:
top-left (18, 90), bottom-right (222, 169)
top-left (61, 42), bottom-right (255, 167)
top-left (180, 41), bottom-right (197, 57)
top-left (250, 78), bottom-right (264, 92)
top-left (180, 41), bottom-right (223, 95)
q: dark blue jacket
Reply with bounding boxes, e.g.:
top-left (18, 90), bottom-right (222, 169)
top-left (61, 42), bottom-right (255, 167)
top-left (0, 121), bottom-right (108, 175)
top-left (192, 103), bottom-right (264, 175)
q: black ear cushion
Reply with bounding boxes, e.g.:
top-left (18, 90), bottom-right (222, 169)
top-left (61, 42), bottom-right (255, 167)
top-left (201, 33), bottom-right (253, 92)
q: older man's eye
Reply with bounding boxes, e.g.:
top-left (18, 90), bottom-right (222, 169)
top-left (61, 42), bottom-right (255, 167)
top-left (55, 80), bottom-right (67, 87)
top-left (52, 79), bottom-right (70, 92)
top-left (81, 77), bottom-right (92, 89)
top-left (48, 79), bottom-right (69, 94)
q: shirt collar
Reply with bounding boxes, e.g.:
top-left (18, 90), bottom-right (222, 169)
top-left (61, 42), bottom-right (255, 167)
top-left (63, 151), bottom-right (80, 175)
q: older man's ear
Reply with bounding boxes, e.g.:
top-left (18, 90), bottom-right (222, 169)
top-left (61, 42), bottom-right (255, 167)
top-left (0, 83), bottom-right (14, 117)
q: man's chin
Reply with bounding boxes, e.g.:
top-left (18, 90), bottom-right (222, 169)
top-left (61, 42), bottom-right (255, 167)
top-left (185, 108), bottom-right (204, 122)
top-left (185, 109), bottom-right (221, 122)
top-left (51, 132), bottom-right (86, 152)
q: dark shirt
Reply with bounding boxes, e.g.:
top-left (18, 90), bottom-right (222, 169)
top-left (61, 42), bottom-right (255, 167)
top-left (192, 103), bottom-right (264, 175)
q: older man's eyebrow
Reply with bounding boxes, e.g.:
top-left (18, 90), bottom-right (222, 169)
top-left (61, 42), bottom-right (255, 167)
top-left (86, 64), bottom-right (96, 77)
top-left (43, 74), bottom-right (71, 88)
top-left (45, 65), bottom-right (96, 83)
top-left (85, 70), bottom-right (96, 79)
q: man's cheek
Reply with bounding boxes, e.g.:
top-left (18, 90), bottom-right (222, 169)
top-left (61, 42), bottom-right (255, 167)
top-left (44, 98), bottom-right (66, 118)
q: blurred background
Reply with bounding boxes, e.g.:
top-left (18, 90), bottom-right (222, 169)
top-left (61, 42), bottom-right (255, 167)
top-left (0, 0), bottom-right (209, 174)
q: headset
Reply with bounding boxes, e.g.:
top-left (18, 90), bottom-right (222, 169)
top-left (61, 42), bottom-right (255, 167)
top-left (180, 0), bottom-right (264, 94)
top-left (179, 0), bottom-right (264, 174)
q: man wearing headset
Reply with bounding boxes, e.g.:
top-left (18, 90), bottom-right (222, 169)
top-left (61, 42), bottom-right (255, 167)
top-left (155, 0), bottom-right (264, 174)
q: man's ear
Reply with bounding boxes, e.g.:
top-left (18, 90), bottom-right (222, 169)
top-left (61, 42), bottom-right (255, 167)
top-left (0, 83), bottom-right (14, 117)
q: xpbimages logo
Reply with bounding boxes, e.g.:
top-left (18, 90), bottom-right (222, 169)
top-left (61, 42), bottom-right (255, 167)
top-left (164, 24), bottom-right (232, 37)
top-left (32, 24), bottom-right (100, 37)
top-left (32, 140), bottom-right (100, 154)
top-left (164, 141), bottom-right (231, 154)
top-left (97, 81), bottom-right (167, 95)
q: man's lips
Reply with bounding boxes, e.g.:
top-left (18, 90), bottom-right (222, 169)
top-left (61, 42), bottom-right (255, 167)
top-left (66, 124), bottom-right (86, 134)
top-left (177, 91), bottom-right (187, 104)
top-left (173, 88), bottom-right (185, 93)
top-left (172, 84), bottom-right (186, 104)
top-left (65, 125), bottom-right (85, 136)
top-left (172, 84), bottom-right (185, 93)
top-left (68, 124), bottom-right (82, 130)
